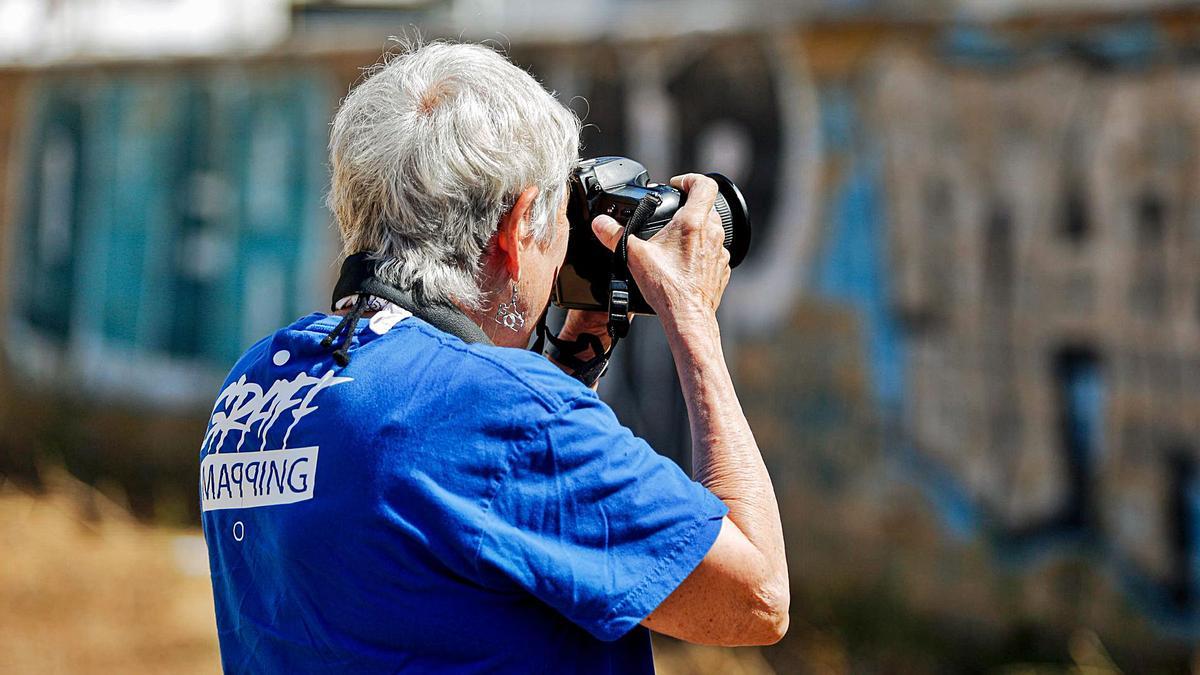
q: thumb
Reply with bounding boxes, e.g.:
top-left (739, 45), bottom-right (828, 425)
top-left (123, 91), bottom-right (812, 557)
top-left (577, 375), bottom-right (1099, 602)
top-left (590, 215), bottom-right (623, 252)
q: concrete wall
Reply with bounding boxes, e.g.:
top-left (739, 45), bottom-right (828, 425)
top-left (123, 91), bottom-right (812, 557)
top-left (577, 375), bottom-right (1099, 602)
top-left (4, 15), bottom-right (1200, 662)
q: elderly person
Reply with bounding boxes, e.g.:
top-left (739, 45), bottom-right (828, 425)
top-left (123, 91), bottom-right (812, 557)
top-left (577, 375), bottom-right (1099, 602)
top-left (200, 42), bottom-right (787, 673)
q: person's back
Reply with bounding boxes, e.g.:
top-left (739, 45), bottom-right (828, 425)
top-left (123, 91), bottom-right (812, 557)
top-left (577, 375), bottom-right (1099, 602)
top-left (201, 39), bottom-right (788, 674)
top-left (201, 309), bottom-right (727, 673)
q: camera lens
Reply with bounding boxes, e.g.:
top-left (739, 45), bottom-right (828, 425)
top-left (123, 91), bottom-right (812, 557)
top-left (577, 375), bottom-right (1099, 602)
top-left (706, 173), bottom-right (752, 268)
top-left (555, 159), bottom-right (754, 316)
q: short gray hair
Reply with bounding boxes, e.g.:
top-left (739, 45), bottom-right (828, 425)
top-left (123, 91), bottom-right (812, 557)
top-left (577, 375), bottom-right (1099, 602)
top-left (327, 41), bottom-right (581, 308)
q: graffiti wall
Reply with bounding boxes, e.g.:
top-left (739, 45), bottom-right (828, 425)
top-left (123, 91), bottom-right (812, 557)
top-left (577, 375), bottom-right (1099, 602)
top-left (510, 35), bottom-right (825, 472)
top-left (515, 25), bottom-right (1200, 650)
top-left (4, 19), bottom-right (1200, 661)
top-left (875, 43), bottom-right (1200, 626)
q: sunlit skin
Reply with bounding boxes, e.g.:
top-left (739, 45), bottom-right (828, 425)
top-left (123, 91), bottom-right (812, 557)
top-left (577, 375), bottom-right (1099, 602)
top-left (465, 184), bottom-right (613, 356)
top-left (469, 174), bottom-right (789, 646)
top-left (339, 186), bottom-right (598, 351)
top-left (340, 175), bottom-right (789, 646)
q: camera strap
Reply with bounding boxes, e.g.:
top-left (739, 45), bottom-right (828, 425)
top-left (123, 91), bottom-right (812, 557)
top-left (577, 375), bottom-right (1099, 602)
top-left (529, 310), bottom-right (615, 387)
top-left (608, 192), bottom-right (661, 340)
top-left (528, 191), bottom-right (662, 386)
top-left (328, 189), bottom-right (656, 382)
top-left (322, 253), bottom-right (492, 366)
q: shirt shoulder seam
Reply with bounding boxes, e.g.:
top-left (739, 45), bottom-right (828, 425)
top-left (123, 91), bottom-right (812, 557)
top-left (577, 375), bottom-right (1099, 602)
top-left (412, 322), bottom-right (576, 412)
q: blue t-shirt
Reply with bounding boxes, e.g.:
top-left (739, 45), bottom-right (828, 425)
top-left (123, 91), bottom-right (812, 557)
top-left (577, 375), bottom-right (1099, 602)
top-left (199, 309), bottom-right (728, 674)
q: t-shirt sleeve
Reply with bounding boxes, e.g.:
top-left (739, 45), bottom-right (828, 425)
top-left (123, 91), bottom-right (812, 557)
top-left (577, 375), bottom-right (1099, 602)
top-left (474, 391), bottom-right (729, 642)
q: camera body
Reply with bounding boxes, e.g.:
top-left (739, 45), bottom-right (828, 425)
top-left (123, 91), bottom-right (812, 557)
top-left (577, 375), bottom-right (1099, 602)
top-left (553, 156), bottom-right (750, 316)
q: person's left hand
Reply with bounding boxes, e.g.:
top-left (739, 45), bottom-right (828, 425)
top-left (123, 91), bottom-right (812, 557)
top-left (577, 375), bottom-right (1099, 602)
top-left (544, 310), bottom-right (612, 389)
top-left (557, 309), bottom-right (611, 356)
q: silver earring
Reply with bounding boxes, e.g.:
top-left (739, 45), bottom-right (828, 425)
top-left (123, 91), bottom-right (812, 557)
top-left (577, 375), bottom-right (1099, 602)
top-left (495, 282), bottom-right (526, 332)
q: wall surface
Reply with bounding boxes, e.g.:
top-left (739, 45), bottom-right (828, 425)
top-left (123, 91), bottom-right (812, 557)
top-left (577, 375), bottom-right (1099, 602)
top-left (3, 15), bottom-right (1200, 668)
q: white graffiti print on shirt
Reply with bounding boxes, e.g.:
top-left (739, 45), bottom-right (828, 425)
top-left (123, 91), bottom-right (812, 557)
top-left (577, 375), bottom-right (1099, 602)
top-left (201, 354), bottom-right (352, 455)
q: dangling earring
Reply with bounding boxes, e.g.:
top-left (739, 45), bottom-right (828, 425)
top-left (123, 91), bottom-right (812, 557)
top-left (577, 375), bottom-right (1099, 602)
top-left (495, 281), bottom-right (526, 332)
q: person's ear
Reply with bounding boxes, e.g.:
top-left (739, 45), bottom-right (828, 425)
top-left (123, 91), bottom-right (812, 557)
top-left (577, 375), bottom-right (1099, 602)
top-left (495, 185), bottom-right (539, 281)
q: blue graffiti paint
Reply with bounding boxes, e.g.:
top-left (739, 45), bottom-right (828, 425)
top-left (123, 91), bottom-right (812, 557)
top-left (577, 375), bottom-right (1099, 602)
top-left (939, 26), bottom-right (1022, 69)
top-left (812, 35), bottom-right (1195, 632)
top-left (812, 87), bottom-right (905, 416)
top-left (809, 87), bottom-right (985, 540)
top-left (1063, 355), bottom-right (1106, 467)
top-left (1077, 21), bottom-right (1163, 70)
top-left (1189, 480), bottom-right (1200, 603)
top-left (12, 71), bottom-right (331, 399)
top-left (939, 21), bottom-right (1167, 72)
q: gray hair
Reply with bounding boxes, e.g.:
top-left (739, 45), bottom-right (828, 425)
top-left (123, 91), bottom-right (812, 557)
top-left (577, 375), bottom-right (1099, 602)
top-left (327, 41), bottom-right (581, 309)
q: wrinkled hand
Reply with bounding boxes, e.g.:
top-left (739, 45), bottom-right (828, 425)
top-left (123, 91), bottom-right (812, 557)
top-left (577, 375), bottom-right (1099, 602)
top-left (546, 309), bottom-right (611, 389)
top-left (591, 174), bottom-right (731, 327)
top-left (558, 308), bottom-right (610, 350)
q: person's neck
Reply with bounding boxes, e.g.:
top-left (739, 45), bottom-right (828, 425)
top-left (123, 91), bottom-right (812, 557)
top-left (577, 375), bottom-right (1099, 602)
top-left (461, 302), bottom-right (529, 348)
top-left (465, 269), bottom-right (533, 348)
top-left (335, 285), bottom-right (530, 348)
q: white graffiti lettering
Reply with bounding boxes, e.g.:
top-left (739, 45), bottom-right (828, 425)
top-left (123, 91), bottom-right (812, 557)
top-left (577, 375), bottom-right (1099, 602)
top-left (201, 447), bottom-right (319, 511)
top-left (201, 368), bottom-right (352, 455)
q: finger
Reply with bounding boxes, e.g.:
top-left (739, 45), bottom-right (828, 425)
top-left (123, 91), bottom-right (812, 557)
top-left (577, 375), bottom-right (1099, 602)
top-left (669, 173), bottom-right (720, 222)
top-left (591, 215), bottom-right (624, 252)
top-left (707, 208), bottom-right (728, 245)
top-left (561, 308), bottom-right (611, 334)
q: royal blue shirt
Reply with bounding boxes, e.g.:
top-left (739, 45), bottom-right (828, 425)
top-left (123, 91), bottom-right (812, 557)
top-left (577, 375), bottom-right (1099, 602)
top-left (199, 309), bottom-right (728, 673)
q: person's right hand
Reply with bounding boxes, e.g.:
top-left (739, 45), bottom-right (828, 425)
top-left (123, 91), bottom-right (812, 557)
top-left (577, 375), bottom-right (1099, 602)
top-left (590, 173), bottom-right (732, 327)
top-left (595, 176), bottom-right (789, 647)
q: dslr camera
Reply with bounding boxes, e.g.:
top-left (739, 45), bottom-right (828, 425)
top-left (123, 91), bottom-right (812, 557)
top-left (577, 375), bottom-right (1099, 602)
top-left (553, 156), bottom-right (751, 316)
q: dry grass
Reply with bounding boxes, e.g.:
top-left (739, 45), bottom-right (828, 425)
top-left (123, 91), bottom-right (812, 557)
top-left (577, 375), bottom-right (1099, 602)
top-left (652, 638), bottom-right (777, 675)
top-left (0, 472), bottom-right (220, 674)
top-left (0, 471), bottom-right (775, 674)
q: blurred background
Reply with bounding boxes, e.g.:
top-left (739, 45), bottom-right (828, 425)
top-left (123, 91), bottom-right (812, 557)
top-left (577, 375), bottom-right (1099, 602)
top-left (3, 0), bottom-right (1200, 672)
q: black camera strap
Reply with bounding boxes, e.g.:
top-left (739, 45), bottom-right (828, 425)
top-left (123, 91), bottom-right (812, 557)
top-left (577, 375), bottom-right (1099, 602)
top-left (327, 190), bottom-right (657, 382)
top-left (607, 192), bottom-right (661, 340)
top-left (322, 253), bottom-right (492, 366)
top-left (326, 253), bottom-right (613, 386)
top-left (528, 192), bottom-right (662, 386)
top-left (530, 311), bottom-right (614, 387)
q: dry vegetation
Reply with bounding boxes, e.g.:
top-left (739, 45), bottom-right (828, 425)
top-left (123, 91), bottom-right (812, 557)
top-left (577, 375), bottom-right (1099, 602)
top-left (0, 471), bottom-right (775, 674)
top-left (0, 466), bottom-right (1155, 674)
top-left (0, 471), bottom-right (220, 674)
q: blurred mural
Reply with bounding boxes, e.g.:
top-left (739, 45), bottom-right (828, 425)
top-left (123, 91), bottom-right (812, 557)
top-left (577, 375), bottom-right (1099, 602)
top-left (5, 0), bottom-right (1200, 671)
